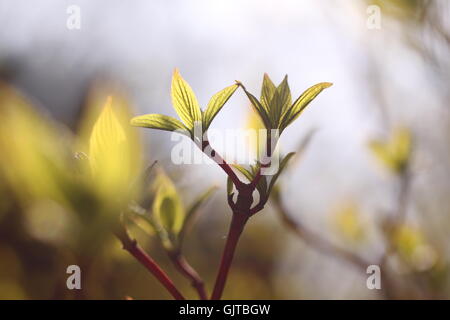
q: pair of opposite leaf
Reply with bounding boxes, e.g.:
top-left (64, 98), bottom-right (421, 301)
top-left (130, 69), bottom-right (239, 136)
top-left (130, 69), bottom-right (332, 138)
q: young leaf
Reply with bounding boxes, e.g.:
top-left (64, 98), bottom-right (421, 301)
top-left (267, 152), bottom-right (296, 195)
top-left (171, 69), bottom-right (202, 129)
top-left (269, 89), bottom-right (282, 128)
top-left (276, 75), bottom-right (292, 117)
top-left (280, 82), bottom-right (332, 130)
top-left (152, 171), bottom-right (185, 235)
top-left (241, 86), bottom-right (271, 128)
top-left (130, 114), bottom-right (189, 133)
top-left (178, 186), bottom-right (217, 246)
top-left (203, 84), bottom-right (238, 130)
top-left (260, 74), bottom-right (276, 117)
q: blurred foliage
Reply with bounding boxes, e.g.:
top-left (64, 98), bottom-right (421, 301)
top-left (369, 127), bottom-right (411, 174)
top-left (332, 204), bottom-right (366, 244)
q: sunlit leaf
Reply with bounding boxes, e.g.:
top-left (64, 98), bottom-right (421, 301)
top-left (203, 84), bottom-right (238, 130)
top-left (280, 82), bottom-right (332, 131)
top-left (240, 84), bottom-right (271, 128)
top-left (261, 73), bottom-right (276, 123)
top-left (276, 75), bottom-right (292, 117)
top-left (81, 93), bottom-right (142, 206)
top-left (130, 114), bottom-right (189, 133)
top-left (171, 69), bottom-right (202, 129)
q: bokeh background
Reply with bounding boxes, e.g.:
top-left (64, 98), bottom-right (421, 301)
top-left (0, 0), bottom-right (449, 299)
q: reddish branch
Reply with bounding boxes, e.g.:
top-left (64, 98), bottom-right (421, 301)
top-left (115, 228), bottom-right (185, 300)
top-left (201, 135), bottom-right (275, 299)
top-left (211, 212), bottom-right (249, 300)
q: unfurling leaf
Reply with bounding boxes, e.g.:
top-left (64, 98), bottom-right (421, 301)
top-left (203, 84), bottom-right (239, 130)
top-left (171, 69), bottom-right (202, 129)
top-left (130, 114), bottom-right (189, 133)
top-left (280, 82), bottom-right (332, 131)
top-left (152, 171), bottom-right (184, 235)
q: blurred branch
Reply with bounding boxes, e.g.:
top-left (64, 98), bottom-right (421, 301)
top-left (114, 223), bottom-right (185, 300)
top-left (272, 192), bottom-right (369, 271)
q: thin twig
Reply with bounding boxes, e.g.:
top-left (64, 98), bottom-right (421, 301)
top-left (114, 226), bottom-right (185, 300)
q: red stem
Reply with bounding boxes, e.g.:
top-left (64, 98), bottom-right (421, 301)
top-left (201, 140), bottom-right (244, 190)
top-left (211, 212), bottom-right (249, 300)
top-left (115, 231), bottom-right (185, 300)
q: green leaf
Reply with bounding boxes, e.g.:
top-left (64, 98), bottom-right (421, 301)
top-left (276, 75), bottom-right (292, 118)
top-left (152, 171), bottom-right (185, 235)
top-left (130, 114), bottom-right (189, 133)
top-left (267, 152), bottom-right (296, 196)
top-left (203, 84), bottom-right (238, 130)
top-left (241, 85), bottom-right (271, 128)
top-left (261, 74), bottom-right (276, 118)
top-left (280, 82), bottom-right (332, 131)
top-left (178, 186), bottom-right (217, 246)
top-left (171, 69), bottom-right (202, 129)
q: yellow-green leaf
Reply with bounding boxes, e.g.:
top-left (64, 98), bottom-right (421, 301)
top-left (261, 73), bottom-right (276, 118)
top-left (152, 171), bottom-right (184, 234)
top-left (171, 69), bottom-right (202, 129)
top-left (241, 85), bottom-right (271, 128)
top-left (203, 84), bottom-right (238, 130)
top-left (276, 75), bottom-right (292, 118)
top-left (130, 114), bottom-right (189, 133)
top-left (280, 82), bottom-right (332, 131)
